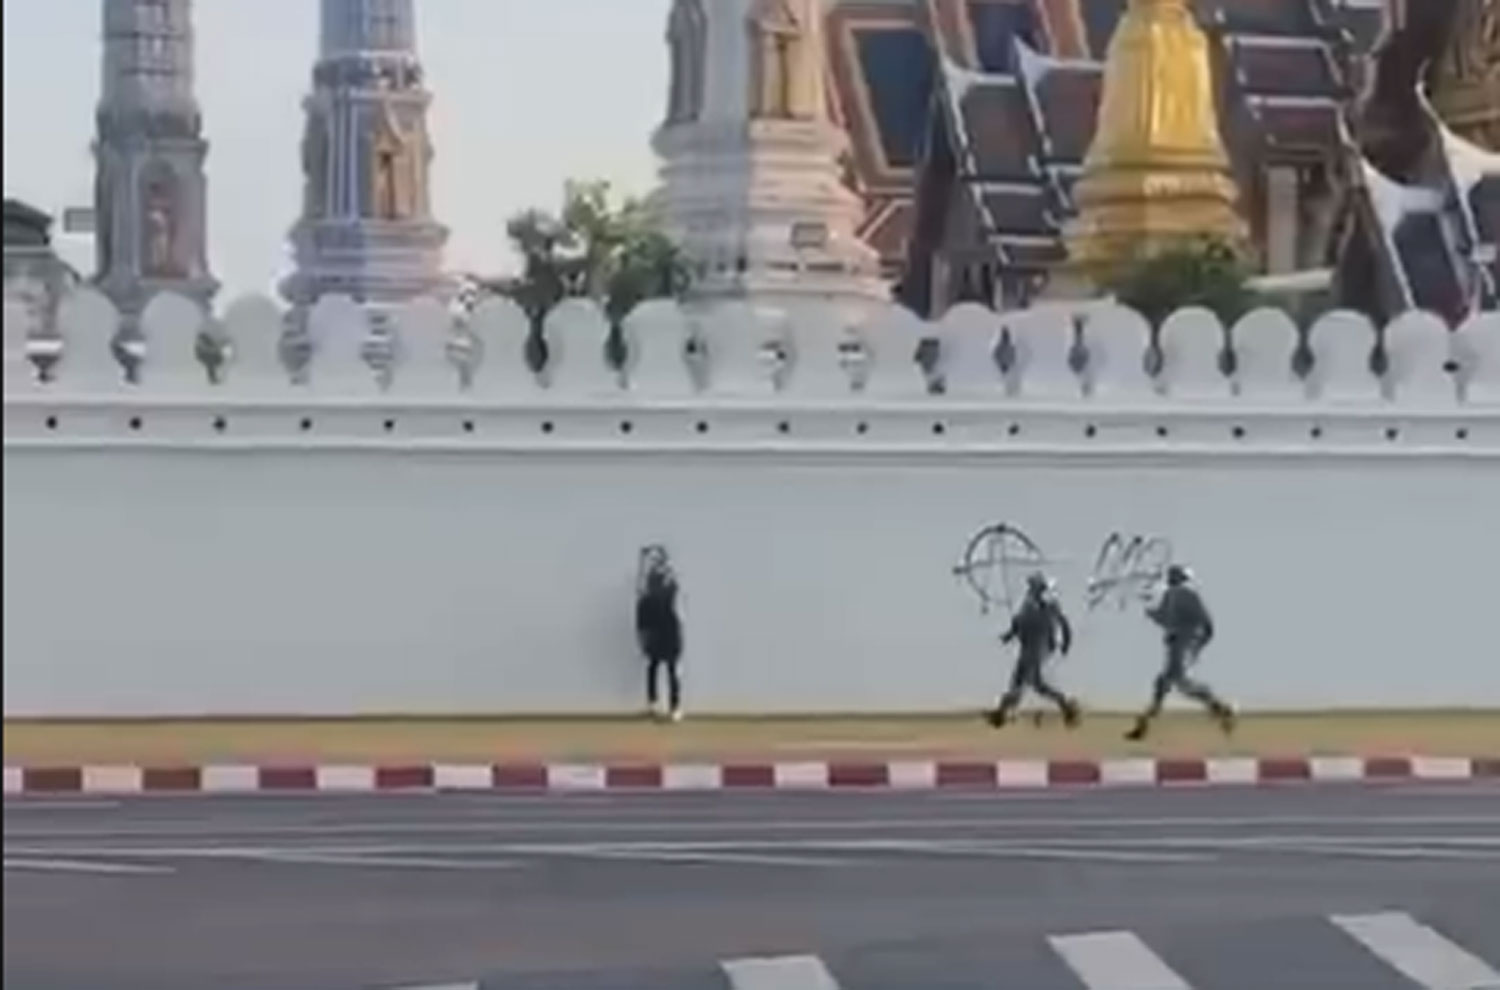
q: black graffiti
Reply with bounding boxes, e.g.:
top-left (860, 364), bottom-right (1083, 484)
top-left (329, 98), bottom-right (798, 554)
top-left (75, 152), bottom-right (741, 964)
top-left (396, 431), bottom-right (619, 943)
top-left (952, 522), bottom-right (1049, 616)
top-left (1086, 533), bottom-right (1173, 611)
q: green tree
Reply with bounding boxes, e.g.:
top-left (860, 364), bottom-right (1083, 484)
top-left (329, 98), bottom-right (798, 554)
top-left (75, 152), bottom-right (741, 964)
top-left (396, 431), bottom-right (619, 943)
top-left (488, 180), bottom-right (691, 370)
top-left (1104, 238), bottom-right (1259, 329)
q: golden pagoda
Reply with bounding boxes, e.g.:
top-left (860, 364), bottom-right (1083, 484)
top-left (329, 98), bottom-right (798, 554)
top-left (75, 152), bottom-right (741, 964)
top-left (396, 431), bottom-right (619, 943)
top-left (1426, 0), bottom-right (1500, 152)
top-left (1062, 0), bottom-right (1248, 284)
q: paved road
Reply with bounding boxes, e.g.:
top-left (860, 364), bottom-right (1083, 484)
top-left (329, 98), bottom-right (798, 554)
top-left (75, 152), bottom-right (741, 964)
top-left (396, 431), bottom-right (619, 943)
top-left (4, 784), bottom-right (1499, 989)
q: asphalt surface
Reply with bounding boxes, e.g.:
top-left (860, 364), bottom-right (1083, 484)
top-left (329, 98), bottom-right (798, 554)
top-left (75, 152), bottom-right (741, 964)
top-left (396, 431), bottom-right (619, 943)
top-left (4, 783), bottom-right (1499, 989)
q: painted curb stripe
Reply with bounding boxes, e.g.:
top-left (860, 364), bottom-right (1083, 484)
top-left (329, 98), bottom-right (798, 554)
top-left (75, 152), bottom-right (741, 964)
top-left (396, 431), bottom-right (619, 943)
top-left (2, 756), bottom-right (1490, 797)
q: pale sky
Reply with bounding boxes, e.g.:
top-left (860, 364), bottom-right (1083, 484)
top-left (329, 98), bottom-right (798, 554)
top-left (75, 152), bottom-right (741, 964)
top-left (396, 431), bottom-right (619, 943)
top-left (2, 0), bottom-right (672, 300)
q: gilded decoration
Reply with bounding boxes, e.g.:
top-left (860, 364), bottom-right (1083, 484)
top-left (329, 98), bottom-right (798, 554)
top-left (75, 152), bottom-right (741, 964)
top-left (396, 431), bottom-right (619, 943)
top-left (370, 99), bottom-right (424, 222)
top-left (1428, 0), bottom-right (1500, 150)
top-left (748, 0), bottom-right (818, 120)
top-left (140, 167), bottom-right (182, 278)
top-left (1063, 0), bottom-right (1246, 282)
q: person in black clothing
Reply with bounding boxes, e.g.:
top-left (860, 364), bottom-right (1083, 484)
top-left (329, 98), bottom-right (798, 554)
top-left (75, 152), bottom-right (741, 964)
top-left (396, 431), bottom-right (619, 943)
top-left (988, 573), bottom-right (1082, 728)
top-left (635, 545), bottom-right (684, 722)
top-left (1126, 564), bottom-right (1235, 741)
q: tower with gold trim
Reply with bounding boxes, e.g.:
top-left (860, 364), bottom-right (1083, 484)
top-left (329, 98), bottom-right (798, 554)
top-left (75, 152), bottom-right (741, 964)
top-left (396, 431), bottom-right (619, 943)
top-left (282, 0), bottom-right (449, 320)
top-left (1427, 0), bottom-right (1500, 151)
top-left (1062, 0), bottom-right (1247, 285)
top-left (650, 0), bottom-right (888, 313)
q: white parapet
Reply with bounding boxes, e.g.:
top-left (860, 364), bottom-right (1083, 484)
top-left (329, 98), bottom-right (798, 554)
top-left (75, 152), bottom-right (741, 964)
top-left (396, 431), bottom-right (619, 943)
top-left (5, 291), bottom-right (1499, 717)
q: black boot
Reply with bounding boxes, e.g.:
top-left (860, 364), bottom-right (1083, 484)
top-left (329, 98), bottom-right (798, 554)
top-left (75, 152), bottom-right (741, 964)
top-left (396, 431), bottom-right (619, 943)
top-left (986, 706), bottom-right (1011, 728)
top-left (1215, 704), bottom-right (1236, 735)
top-left (1125, 718), bottom-right (1149, 742)
top-left (1062, 699), bottom-right (1082, 729)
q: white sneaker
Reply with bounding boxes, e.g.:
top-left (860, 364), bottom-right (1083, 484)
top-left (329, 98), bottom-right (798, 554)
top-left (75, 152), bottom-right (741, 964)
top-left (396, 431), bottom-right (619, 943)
top-left (669, 708), bottom-right (684, 723)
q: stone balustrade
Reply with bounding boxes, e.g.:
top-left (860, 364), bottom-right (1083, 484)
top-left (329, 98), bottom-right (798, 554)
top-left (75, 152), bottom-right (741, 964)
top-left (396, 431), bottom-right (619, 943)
top-left (4, 289), bottom-right (1497, 408)
top-left (6, 289), bottom-right (1500, 717)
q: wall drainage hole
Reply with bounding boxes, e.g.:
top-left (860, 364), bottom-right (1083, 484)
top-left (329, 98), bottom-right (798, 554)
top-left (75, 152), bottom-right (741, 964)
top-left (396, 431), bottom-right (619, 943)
top-left (932, 422), bottom-right (947, 436)
top-left (1456, 427), bottom-right (1470, 441)
top-left (44, 415), bottom-right (58, 430)
top-left (383, 419), bottom-right (396, 433)
top-left (1384, 427), bottom-right (1400, 442)
top-left (1007, 424), bottom-right (1021, 437)
top-left (855, 422), bottom-right (869, 435)
top-left (1310, 426), bottom-right (1324, 439)
top-left (619, 420), bottom-right (634, 435)
top-left (300, 417), bottom-right (314, 432)
top-left (695, 421), bottom-right (710, 434)
top-left (1156, 426), bottom-right (1169, 439)
top-left (1084, 425), bottom-right (1097, 438)
top-left (541, 421), bottom-right (555, 434)
top-left (128, 416), bottom-right (143, 431)
top-left (212, 416), bottom-right (227, 433)
top-left (462, 420), bottom-right (476, 434)
top-left (1232, 426), bottom-right (1246, 440)
top-left (777, 421), bottom-right (791, 435)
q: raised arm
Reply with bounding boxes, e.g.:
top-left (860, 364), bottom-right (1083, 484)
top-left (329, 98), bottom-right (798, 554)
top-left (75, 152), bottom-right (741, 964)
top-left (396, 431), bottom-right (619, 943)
top-left (1054, 604), bottom-right (1073, 655)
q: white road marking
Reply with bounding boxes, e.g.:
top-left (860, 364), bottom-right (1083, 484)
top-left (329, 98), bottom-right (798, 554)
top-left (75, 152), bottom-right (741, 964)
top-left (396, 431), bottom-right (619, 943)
top-left (1253, 842), bottom-right (1500, 861)
top-left (1, 800), bottom-right (122, 810)
top-left (886, 760), bottom-right (936, 789)
top-left (431, 764), bottom-right (495, 791)
top-left (315, 765), bottom-right (377, 792)
top-left (389, 984), bottom-right (479, 990)
top-left (1099, 759), bottom-right (1158, 786)
top-left (246, 852), bottom-right (521, 871)
top-left (774, 763), bottom-right (830, 789)
top-left (722, 953), bottom-right (843, 990)
top-left (528, 844), bottom-right (856, 869)
top-left (1411, 757), bottom-right (1477, 781)
top-left (1331, 911), bottom-right (1500, 989)
top-left (1203, 758), bottom-right (1259, 785)
top-left (8, 834), bottom-right (1498, 864)
top-left (996, 761), bottom-right (1050, 787)
top-left (8, 813), bottom-right (1497, 841)
top-left (3, 857), bottom-right (173, 876)
top-left (842, 839), bottom-right (1212, 864)
top-left (1048, 930), bottom-right (1194, 989)
top-left (82, 766), bottom-right (143, 794)
top-left (200, 765), bottom-right (261, 793)
top-left (662, 764), bottom-right (723, 790)
top-left (546, 764), bottom-right (607, 791)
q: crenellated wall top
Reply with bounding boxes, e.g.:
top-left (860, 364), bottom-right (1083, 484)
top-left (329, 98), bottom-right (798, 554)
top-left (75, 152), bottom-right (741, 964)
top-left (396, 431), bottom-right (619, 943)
top-left (4, 288), bottom-right (1498, 457)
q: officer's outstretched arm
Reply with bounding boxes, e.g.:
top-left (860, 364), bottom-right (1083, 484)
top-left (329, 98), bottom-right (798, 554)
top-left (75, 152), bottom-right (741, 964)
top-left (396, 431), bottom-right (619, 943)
top-left (1056, 609), bottom-right (1073, 655)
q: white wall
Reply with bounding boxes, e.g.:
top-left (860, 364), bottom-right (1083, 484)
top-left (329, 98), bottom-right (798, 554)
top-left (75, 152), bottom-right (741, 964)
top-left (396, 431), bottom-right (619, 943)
top-left (4, 290), bottom-right (1499, 715)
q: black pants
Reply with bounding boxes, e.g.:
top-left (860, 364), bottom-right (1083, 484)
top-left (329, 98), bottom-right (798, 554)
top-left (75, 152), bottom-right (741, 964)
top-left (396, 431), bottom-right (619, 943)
top-left (996, 654), bottom-right (1073, 716)
top-left (1139, 640), bottom-right (1228, 720)
top-left (647, 657), bottom-right (682, 711)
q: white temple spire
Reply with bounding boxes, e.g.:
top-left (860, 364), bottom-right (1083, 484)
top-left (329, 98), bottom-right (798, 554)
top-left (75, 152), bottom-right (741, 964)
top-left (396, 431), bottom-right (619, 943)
top-left (650, 0), bottom-right (887, 313)
top-left (93, 0), bottom-right (218, 334)
top-left (282, 0), bottom-right (448, 322)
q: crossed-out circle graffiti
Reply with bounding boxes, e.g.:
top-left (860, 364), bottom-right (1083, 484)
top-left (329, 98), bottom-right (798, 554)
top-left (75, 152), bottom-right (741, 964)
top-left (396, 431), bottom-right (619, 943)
top-left (951, 523), bottom-right (1050, 618)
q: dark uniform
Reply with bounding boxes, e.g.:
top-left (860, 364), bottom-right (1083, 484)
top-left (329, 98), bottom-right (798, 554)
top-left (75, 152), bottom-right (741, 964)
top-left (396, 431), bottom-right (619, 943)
top-left (636, 554), bottom-right (683, 719)
top-left (1126, 566), bottom-right (1234, 740)
top-left (990, 576), bottom-right (1081, 728)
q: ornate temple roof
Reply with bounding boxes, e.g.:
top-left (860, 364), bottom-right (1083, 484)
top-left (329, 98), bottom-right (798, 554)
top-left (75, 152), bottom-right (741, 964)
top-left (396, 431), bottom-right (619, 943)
top-left (828, 0), bottom-right (1390, 307)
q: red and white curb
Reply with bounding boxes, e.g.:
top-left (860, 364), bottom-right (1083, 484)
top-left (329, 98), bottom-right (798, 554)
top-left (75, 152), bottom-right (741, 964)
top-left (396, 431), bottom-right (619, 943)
top-left (3, 755), bottom-right (1496, 797)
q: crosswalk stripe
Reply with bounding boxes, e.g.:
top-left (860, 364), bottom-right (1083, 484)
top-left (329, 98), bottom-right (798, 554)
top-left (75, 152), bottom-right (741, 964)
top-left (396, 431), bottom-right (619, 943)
top-left (1330, 912), bottom-right (1500, 989)
top-left (721, 954), bottom-right (843, 990)
top-left (1048, 930), bottom-right (1194, 989)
